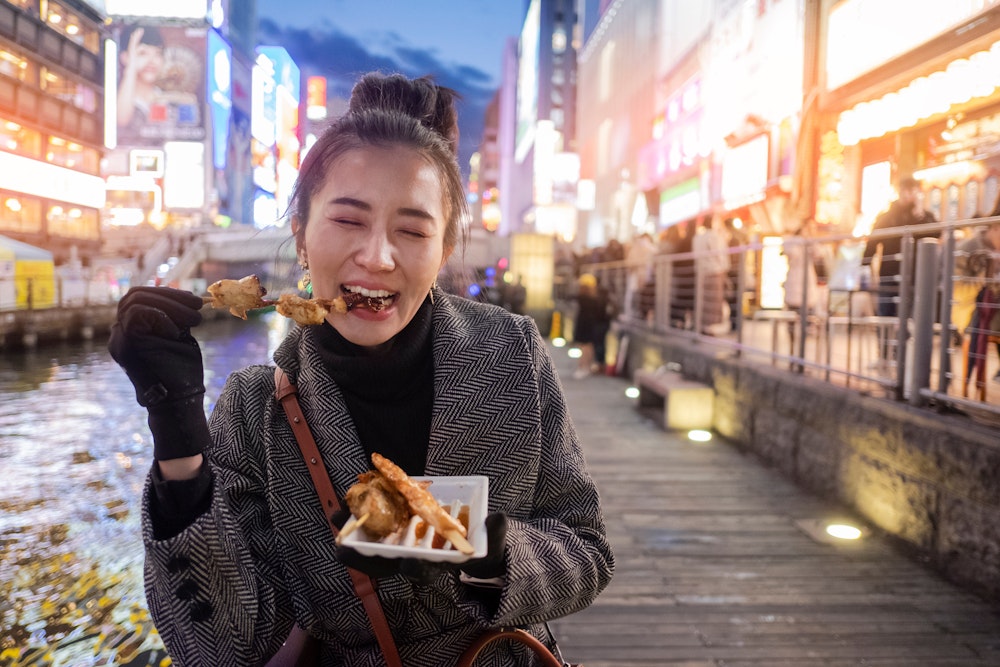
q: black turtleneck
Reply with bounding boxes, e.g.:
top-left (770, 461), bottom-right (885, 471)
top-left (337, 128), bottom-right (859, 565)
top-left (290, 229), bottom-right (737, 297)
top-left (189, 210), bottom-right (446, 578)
top-left (314, 299), bottom-right (435, 476)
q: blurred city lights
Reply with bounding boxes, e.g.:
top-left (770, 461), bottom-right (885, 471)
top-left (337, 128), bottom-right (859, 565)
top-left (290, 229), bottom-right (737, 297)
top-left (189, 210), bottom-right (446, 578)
top-left (567, 348), bottom-right (582, 359)
top-left (687, 430), bottom-right (712, 442)
top-left (624, 386), bottom-right (640, 399)
top-left (552, 337), bottom-right (566, 347)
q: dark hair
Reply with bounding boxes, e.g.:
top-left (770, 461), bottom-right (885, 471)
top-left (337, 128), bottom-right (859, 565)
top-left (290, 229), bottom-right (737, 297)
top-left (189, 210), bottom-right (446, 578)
top-left (289, 72), bottom-right (468, 252)
top-left (120, 23), bottom-right (165, 50)
top-left (899, 176), bottom-right (921, 191)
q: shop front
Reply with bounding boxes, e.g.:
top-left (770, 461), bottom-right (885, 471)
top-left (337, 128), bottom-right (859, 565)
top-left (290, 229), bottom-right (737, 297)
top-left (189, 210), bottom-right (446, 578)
top-left (822, 0), bottom-right (1000, 233)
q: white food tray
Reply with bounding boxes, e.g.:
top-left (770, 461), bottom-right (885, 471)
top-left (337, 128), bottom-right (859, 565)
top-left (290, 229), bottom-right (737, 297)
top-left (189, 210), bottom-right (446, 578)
top-left (339, 475), bottom-right (489, 563)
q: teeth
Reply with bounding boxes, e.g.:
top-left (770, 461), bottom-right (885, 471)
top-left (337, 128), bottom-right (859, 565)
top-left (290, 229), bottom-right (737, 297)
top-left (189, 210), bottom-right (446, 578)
top-left (344, 285), bottom-right (393, 298)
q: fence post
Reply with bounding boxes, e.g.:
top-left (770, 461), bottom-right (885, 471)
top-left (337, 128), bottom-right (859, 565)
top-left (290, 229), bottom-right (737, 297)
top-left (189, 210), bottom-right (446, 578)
top-left (894, 235), bottom-right (914, 400)
top-left (796, 238), bottom-right (809, 370)
top-left (937, 229), bottom-right (956, 397)
top-left (910, 238), bottom-right (939, 407)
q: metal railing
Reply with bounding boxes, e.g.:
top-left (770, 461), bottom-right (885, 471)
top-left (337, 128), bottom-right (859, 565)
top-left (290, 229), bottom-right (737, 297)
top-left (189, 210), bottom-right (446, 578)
top-left (562, 216), bottom-right (1000, 420)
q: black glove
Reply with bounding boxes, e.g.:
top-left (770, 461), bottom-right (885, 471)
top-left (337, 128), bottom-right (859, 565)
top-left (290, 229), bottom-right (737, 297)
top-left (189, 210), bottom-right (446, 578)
top-left (334, 512), bottom-right (508, 585)
top-left (460, 513), bottom-right (507, 580)
top-left (108, 286), bottom-right (211, 461)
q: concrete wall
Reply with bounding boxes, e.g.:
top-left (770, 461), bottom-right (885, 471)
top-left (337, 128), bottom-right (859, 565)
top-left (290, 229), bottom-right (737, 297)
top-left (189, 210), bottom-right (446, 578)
top-left (623, 328), bottom-right (1000, 601)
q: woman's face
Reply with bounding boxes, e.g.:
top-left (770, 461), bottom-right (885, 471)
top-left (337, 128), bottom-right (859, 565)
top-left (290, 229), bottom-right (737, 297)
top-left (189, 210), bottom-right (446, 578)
top-left (297, 145), bottom-right (452, 349)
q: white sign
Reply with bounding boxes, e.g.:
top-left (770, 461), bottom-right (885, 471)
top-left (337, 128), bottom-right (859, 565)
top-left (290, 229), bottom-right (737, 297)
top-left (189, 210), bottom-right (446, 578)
top-left (0, 152), bottom-right (106, 209)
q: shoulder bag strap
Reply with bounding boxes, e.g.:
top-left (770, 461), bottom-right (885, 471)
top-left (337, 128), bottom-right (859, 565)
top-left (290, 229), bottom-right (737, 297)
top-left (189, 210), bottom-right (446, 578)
top-left (456, 628), bottom-right (566, 667)
top-left (273, 367), bottom-right (404, 667)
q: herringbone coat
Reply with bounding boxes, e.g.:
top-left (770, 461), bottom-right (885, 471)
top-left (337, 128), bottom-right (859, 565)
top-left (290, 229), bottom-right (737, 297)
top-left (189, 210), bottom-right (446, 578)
top-left (141, 292), bottom-right (615, 666)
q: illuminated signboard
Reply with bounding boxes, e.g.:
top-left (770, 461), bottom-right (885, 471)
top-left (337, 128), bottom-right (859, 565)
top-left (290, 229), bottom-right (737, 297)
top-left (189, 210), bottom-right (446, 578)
top-left (827, 0), bottom-right (1000, 91)
top-left (208, 29), bottom-right (232, 171)
top-left (258, 46), bottom-right (301, 217)
top-left (514, 0), bottom-right (540, 163)
top-left (721, 134), bottom-right (769, 210)
top-left (251, 52), bottom-right (277, 146)
top-left (111, 22), bottom-right (207, 147)
top-left (163, 141), bottom-right (205, 209)
top-left (307, 76), bottom-right (328, 120)
top-left (0, 152), bottom-right (106, 209)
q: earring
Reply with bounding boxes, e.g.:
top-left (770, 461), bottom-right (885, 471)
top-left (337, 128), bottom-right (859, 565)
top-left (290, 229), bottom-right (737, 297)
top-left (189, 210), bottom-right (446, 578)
top-left (299, 259), bottom-right (311, 293)
top-left (429, 280), bottom-right (437, 305)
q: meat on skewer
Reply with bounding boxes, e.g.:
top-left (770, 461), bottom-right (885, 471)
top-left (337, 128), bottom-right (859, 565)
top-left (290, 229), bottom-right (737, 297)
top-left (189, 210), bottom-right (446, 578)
top-left (202, 275), bottom-right (366, 324)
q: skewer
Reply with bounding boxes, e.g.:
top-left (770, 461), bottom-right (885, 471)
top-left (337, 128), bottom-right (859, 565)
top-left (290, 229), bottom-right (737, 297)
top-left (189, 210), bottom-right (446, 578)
top-left (336, 512), bottom-right (370, 544)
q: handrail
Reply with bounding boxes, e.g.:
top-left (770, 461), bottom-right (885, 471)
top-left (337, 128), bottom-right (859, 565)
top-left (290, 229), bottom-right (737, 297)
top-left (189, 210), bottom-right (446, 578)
top-left (566, 215), bottom-right (1000, 419)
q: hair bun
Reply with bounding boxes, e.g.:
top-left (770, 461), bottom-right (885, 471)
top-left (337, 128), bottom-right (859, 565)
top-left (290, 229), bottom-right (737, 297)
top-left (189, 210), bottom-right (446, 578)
top-left (348, 73), bottom-right (460, 155)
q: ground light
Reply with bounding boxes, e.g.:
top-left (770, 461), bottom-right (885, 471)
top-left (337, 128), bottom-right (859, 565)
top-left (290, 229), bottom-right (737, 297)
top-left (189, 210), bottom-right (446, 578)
top-left (825, 523), bottom-right (863, 540)
top-left (567, 347), bottom-right (582, 359)
top-left (552, 337), bottom-right (566, 347)
top-left (794, 518), bottom-right (867, 545)
top-left (687, 430), bottom-right (712, 442)
top-left (624, 386), bottom-right (640, 399)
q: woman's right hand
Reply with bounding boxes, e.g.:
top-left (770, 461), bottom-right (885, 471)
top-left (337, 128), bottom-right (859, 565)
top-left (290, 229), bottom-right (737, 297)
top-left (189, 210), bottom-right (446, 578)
top-left (108, 286), bottom-right (212, 463)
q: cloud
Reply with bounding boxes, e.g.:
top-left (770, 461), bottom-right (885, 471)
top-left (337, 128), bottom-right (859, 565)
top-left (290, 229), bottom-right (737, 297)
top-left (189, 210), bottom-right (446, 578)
top-left (257, 18), bottom-right (495, 174)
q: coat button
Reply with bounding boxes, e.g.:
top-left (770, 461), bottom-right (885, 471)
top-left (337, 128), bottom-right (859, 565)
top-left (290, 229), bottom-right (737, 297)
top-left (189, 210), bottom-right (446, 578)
top-left (166, 556), bottom-right (191, 573)
top-left (175, 580), bottom-right (198, 600)
top-left (189, 600), bottom-right (213, 623)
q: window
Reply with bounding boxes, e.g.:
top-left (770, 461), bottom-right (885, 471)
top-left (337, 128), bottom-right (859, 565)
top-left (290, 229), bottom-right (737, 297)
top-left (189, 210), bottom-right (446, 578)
top-left (40, 66), bottom-right (96, 113)
top-left (0, 48), bottom-right (34, 83)
top-left (44, 1), bottom-right (99, 53)
top-left (16, 15), bottom-right (38, 48)
top-left (16, 86), bottom-right (37, 116)
top-left (0, 4), bottom-right (15, 38)
top-left (48, 203), bottom-right (98, 240)
top-left (40, 96), bottom-right (60, 126)
top-left (0, 78), bottom-right (14, 110)
top-left (39, 29), bottom-right (61, 60)
top-left (0, 192), bottom-right (42, 234)
top-left (0, 119), bottom-right (42, 158)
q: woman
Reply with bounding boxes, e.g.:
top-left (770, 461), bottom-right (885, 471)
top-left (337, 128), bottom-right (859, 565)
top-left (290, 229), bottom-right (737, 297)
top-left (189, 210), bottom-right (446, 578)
top-left (107, 73), bottom-right (614, 666)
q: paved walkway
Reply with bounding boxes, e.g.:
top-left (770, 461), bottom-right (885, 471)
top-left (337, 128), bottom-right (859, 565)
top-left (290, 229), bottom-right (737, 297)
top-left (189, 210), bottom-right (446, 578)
top-left (546, 344), bottom-right (1000, 666)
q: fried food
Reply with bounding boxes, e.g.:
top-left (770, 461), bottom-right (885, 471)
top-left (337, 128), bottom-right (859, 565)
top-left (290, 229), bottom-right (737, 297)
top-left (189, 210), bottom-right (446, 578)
top-left (275, 294), bottom-right (331, 326)
top-left (203, 274), bottom-right (357, 323)
top-left (371, 452), bottom-right (474, 555)
top-left (344, 471), bottom-right (411, 539)
top-left (205, 275), bottom-right (267, 319)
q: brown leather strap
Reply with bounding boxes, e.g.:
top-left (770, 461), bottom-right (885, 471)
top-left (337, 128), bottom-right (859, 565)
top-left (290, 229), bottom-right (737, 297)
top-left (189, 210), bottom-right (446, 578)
top-left (456, 628), bottom-right (565, 667)
top-left (274, 367), bottom-right (404, 667)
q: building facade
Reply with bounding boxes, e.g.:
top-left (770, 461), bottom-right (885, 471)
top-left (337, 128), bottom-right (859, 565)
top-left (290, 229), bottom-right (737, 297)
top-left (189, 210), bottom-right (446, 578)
top-left (0, 0), bottom-right (107, 264)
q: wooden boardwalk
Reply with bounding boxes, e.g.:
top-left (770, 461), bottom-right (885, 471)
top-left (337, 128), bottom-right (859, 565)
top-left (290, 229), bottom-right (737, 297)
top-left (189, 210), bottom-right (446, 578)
top-left (547, 346), bottom-right (1000, 666)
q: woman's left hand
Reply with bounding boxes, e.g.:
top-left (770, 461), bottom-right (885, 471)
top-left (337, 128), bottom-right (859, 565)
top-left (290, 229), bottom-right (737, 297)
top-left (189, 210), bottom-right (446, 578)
top-left (335, 513), bottom-right (508, 585)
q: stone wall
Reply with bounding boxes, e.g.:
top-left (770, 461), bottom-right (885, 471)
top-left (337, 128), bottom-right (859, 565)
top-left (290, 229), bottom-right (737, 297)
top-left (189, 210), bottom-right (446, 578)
top-left (623, 328), bottom-right (1000, 601)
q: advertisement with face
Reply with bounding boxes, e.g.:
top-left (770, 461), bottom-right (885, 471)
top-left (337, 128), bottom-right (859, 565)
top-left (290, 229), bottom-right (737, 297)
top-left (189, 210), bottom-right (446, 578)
top-left (114, 22), bottom-right (207, 146)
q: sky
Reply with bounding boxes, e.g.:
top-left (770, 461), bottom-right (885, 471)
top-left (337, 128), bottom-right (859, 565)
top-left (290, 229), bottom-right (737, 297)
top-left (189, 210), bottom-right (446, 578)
top-left (256, 0), bottom-right (528, 172)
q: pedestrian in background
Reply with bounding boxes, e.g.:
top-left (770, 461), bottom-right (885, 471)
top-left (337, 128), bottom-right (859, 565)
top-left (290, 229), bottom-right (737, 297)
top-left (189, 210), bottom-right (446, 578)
top-left (107, 72), bottom-right (613, 666)
top-left (691, 216), bottom-right (730, 335)
top-left (862, 176), bottom-right (938, 362)
top-left (573, 273), bottom-right (611, 379)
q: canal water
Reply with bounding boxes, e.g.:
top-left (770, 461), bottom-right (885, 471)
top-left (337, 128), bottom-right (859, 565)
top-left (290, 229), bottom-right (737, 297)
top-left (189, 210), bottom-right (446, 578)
top-left (0, 311), bottom-right (292, 666)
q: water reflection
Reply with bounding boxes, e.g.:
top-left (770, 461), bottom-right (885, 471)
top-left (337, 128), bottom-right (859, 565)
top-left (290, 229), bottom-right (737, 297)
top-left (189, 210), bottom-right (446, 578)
top-left (0, 311), bottom-right (288, 665)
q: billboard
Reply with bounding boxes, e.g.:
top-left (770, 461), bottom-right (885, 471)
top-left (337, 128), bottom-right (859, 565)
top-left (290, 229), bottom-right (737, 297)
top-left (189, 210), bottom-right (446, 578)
top-left (112, 22), bottom-right (207, 147)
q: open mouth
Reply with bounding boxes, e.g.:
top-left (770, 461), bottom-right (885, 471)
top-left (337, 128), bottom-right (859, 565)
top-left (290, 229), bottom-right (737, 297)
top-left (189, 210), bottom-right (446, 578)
top-left (342, 285), bottom-right (397, 312)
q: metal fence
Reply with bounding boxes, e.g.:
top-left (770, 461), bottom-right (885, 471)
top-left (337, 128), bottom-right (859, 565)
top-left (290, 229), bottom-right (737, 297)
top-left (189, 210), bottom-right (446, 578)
top-left (561, 215), bottom-right (1000, 420)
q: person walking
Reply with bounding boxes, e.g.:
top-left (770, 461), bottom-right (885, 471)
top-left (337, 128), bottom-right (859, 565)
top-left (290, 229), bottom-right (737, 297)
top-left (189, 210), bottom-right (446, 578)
top-left (107, 72), bottom-right (614, 666)
top-left (956, 206), bottom-right (1000, 385)
top-left (572, 273), bottom-right (611, 379)
top-left (691, 216), bottom-right (730, 335)
top-left (862, 176), bottom-right (938, 362)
